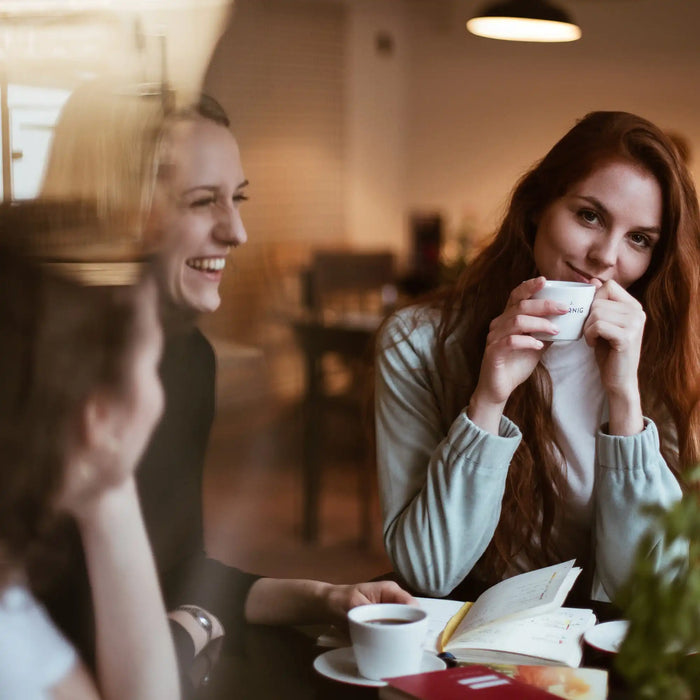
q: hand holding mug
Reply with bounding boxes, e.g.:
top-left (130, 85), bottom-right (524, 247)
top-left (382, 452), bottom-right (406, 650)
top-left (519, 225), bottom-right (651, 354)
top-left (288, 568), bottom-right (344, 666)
top-left (470, 277), bottom-right (565, 431)
top-left (583, 279), bottom-right (645, 434)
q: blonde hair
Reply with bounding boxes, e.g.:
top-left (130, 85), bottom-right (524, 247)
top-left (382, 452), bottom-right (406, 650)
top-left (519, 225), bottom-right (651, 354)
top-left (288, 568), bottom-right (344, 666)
top-left (40, 80), bottom-right (165, 255)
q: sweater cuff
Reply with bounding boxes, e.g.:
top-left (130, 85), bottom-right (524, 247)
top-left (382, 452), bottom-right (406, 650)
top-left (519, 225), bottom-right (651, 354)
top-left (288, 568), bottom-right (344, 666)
top-left (446, 411), bottom-right (522, 468)
top-left (596, 417), bottom-right (658, 470)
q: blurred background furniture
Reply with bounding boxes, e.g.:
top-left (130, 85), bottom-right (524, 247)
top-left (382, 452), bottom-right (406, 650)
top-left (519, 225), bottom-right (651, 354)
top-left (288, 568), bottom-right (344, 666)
top-left (397, 211), bottom-right (444, 297)
top-left (291, 250), bottom-right (396, 544)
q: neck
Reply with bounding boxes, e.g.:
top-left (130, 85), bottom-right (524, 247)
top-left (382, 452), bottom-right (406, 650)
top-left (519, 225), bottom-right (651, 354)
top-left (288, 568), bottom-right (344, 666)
top-left (159, 297), bottom-right (199, 337)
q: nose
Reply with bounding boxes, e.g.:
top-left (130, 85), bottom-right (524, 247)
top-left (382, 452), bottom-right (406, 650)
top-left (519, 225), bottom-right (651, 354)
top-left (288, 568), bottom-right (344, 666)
top-left (586, 233), bottom-right (619, 270)
top-left (213, 202), bottom-right (248, 246)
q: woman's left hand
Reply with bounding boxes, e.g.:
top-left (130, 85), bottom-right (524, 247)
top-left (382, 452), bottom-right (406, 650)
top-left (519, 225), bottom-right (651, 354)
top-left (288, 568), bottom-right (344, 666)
top-left (583, 279), bottom-right (645, 434)
top-left (324, 581), bottom-right (416, 624)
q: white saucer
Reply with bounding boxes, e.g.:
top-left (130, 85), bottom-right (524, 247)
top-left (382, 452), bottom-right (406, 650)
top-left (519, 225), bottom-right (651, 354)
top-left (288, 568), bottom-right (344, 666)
top-left (313, 647), bottom-right (447, 687)
top-left (583, 620), bottom-right (630, 654)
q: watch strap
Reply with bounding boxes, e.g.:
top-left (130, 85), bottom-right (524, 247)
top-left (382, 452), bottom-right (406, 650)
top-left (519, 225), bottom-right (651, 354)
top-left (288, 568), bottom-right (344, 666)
top-left (177, 604), bottom-right (213, 645)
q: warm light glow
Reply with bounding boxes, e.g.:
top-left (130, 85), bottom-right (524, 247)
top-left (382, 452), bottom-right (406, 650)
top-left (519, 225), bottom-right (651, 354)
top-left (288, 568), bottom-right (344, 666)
top-left (0, 0), bottom-right (233, 100)
top-left (0, 0), bottom-right (226, 11)
top-left (467, 16), bottom-right (581, 42)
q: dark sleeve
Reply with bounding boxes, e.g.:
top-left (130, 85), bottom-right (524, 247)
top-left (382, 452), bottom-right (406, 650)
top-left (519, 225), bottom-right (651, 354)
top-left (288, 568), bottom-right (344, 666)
top-left (137, 329), bottom-right (214, 580)
top-left (38, 329), bottom-right (260, 678)
top-left (137, 329), bottom-right (261, 649)
top-left (166, 556), bottom-right (261, 654)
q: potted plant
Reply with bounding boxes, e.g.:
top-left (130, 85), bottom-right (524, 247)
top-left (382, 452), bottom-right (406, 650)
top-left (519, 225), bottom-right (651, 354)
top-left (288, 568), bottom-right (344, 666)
top-left (614, 468), bottom-right (700, 699)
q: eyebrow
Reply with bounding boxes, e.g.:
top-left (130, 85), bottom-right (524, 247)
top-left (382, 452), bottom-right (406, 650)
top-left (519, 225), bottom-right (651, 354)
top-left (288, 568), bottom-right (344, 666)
top-left (576, 195), bottom-right (661, 235)
top-left (182, 179), bottom-right (250, 196)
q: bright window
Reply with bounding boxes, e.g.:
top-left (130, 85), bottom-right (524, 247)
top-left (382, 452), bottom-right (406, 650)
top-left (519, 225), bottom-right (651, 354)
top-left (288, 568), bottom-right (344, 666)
top-left (1, 83), bottom-right (70, 201)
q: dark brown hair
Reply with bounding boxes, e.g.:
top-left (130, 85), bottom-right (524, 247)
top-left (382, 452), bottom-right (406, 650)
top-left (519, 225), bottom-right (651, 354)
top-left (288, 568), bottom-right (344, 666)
top-left (429, 111), bottom-right (700, 580)
top-left (0, 205), bottom-right (147, 583)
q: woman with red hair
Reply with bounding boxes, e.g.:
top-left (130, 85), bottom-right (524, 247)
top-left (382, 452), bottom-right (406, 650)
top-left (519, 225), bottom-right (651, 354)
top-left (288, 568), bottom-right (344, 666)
top-left (376, 111), bottom-right (700, 602)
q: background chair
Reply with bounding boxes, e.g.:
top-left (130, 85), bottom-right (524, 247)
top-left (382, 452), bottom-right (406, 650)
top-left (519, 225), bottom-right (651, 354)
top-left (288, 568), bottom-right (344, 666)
top-left (293, 249), bottom-right (396, 544)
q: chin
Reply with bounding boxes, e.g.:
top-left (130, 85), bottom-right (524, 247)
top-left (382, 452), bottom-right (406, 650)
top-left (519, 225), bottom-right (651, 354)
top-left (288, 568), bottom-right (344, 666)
top-left (189, 296), bottom-right (221, 315)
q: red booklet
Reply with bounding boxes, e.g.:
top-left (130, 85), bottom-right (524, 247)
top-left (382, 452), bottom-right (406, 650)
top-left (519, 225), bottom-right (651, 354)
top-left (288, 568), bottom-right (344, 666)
top-left (379, 665), bottom-right (559, 699)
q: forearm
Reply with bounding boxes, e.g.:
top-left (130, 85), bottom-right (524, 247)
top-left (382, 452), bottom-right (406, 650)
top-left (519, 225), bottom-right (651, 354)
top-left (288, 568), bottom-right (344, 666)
top-left (77, 479), bottom-right (180, 700)
top-left (379, 410), bottom-right (520, 596)
top-left (375, 310), bottom-right (519, 595)
top-left (244, 578), bottom-right (332, 625)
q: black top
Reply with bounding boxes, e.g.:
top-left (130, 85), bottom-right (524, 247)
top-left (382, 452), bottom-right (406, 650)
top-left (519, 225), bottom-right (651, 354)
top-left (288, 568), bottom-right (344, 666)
top-left (36, 328), bottom-right (260, 684)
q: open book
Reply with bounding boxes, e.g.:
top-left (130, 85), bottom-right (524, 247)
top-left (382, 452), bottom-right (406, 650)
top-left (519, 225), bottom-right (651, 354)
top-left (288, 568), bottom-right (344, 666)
top-left (421, 560), bottom-right (596, 667)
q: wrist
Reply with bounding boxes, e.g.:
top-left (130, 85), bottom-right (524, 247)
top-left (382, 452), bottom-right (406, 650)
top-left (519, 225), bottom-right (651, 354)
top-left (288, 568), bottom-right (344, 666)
top-left (307, 580), bottom-right (335, 622)
top-left (169, 605), bottom-right (223, 657)
top-left (71, 477), bottom-right (138, 528)
top-left (607, 391), bottom-right (644, 436)
top-left (467, 392), bottom-right (507, 435)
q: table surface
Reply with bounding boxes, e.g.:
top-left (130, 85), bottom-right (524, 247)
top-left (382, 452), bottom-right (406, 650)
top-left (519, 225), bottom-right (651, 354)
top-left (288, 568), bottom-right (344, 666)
top-left (198, 602), bottom-right (632, 700)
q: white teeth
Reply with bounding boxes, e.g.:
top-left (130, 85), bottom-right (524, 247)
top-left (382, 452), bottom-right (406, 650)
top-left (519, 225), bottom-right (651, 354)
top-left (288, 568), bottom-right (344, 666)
top-left (187, 258), bottom-right (226, 272)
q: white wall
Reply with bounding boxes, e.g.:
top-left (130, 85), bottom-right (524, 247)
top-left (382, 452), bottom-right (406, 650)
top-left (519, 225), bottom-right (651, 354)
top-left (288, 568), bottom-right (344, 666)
top-left (344, 0), bottom-right (410, 261)
top-left (201, 0), bottom-right (700, 400)
top-left (402, 0), bottom-right (700, 245)
top-left (203, 0), bottom-right (700, 337)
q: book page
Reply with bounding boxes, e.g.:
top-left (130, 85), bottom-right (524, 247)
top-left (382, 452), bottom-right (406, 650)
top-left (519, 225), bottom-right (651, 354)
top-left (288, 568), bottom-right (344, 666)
top-left (414, 596), bottom-right (466, 651)
top-left (446, 607), bottom-right (596, 666)
top-left (457, 560), bottom-right (579, 634)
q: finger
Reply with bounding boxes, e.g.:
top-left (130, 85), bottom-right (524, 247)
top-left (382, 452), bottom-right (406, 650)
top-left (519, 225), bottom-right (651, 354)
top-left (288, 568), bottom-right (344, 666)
top-left (382, 588), bottom-right (417, 605)
top-left (370, 581), bottom-right (415, 605)
top-left (487, 333), bottom-right (546, 353)
top-left (593, 279), bottom-right (638, 305)
top-left (583, 318), bottom-right (640, 352)
top-left (506, 276), bottom-right (547, 307)
top-left (499, 297), bottom-right (569, 320)
top-left (488, 313), bottom-right (560, 343)
top-left (586, 300), bottom-right (645, 336)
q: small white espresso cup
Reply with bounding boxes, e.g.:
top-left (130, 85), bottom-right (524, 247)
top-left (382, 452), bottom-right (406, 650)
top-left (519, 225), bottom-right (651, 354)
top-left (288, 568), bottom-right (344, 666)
top-left (531, 280), bottom-right (596, 341)
top-left (348, 603), bottom-right (428, 680)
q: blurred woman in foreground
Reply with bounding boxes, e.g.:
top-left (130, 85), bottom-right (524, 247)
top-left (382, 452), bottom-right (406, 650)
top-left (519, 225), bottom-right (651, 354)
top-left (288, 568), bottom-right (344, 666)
top-left (0, 210), bottom-right (179, 699)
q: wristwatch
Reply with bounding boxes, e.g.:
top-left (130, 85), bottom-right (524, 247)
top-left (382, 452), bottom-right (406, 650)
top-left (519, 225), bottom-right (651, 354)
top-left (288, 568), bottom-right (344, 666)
top-left (177, 605), bottom-right (213, 645)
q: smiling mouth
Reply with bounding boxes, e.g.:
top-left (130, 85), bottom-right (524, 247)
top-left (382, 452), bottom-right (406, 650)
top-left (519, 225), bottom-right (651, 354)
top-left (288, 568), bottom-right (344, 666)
top-left (567, 264), bottom-right (601, 284)
top-left (186, 257), bottom-right (226, 272)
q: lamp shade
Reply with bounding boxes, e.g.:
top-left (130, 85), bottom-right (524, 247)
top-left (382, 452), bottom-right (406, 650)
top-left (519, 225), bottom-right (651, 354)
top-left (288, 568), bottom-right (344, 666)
top-left (467, 0), bottom-right (581, 43)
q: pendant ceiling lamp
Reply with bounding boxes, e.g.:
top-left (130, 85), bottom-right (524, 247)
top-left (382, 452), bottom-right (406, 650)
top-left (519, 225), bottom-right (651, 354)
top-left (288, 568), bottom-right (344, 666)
top-left (467, 0), bottom-right (581, 43)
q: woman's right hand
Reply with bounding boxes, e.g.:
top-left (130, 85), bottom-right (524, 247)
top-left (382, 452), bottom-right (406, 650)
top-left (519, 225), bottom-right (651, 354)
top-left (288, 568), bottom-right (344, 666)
top-left (469, 277), bottom-right (566, 432)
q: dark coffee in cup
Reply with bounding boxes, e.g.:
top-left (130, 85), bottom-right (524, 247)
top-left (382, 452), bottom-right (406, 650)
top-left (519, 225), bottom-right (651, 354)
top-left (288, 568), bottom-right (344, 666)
top-left (348, 602), bottom-right (429, 680)
top-left (365, 618), bottom-right (411, 625)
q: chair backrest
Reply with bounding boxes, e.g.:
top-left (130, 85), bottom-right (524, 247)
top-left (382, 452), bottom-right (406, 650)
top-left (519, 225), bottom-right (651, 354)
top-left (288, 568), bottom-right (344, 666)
top-left (304, 250), bottom-right (395, 316)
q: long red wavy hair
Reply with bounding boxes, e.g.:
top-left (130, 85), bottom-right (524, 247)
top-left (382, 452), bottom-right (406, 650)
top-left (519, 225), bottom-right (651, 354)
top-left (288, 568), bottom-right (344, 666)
top-left (431, 111), bottom-right (700, 581)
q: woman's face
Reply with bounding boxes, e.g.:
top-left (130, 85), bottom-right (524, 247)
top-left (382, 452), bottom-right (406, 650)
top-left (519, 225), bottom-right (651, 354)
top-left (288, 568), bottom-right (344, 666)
top-left (533, 159), bottom-right (663, 289)
top-left (147, 118), bottom-right (248, 315)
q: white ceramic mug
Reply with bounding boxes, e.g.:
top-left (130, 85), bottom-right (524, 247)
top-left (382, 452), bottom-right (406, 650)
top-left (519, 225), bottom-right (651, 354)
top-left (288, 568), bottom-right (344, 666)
top-left (348, 603), bottom-right (428, 680)
top-left (531, 280), bottom-right (596, 341)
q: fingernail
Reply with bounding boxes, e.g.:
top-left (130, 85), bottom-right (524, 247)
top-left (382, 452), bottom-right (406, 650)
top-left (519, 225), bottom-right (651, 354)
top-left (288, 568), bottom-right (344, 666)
top-left (556, 303), bottom-right (569, 313)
